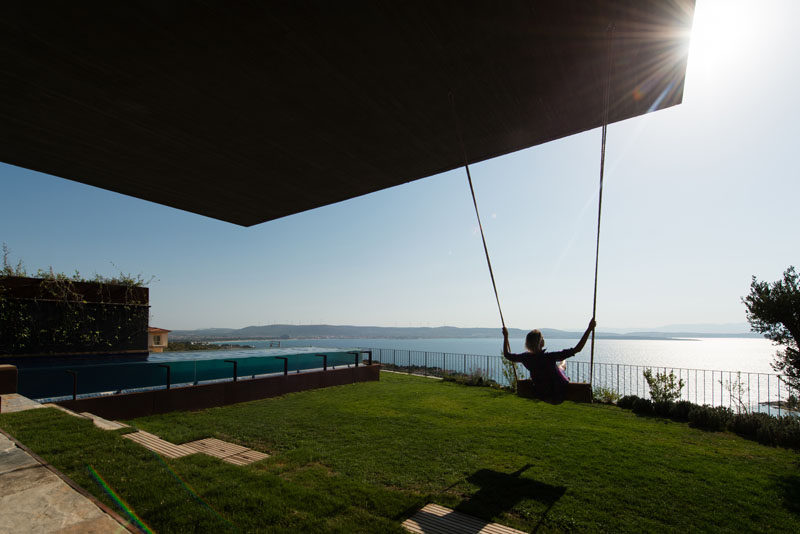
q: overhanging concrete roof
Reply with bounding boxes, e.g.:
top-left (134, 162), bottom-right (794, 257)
top-left (0, 1), bottom-right (694, 226)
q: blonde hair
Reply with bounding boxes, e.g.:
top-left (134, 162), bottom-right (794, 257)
top-left (525, 329), bottom-right (544, 352)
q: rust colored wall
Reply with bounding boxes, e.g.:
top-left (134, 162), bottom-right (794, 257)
top-left (0, 364), bottom-right (17, 395)
top-left (56, 365), bottom-right (380, 420)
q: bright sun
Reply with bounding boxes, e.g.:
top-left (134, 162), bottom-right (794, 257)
top-left (687, 0), bottom-right (761, 83)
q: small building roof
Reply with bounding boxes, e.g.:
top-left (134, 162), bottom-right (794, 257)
top-left (148, 327), bottom-right (171, 334)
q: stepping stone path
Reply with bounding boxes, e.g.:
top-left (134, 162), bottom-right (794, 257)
top-left (121, 433), bottom-right (269, 465)
top-left (183, 438), bottom-right (269, 465)
top-left (123, 431), bottom-right (194, 459)
top-left (40, 400), bottom-right (270, 466)
top-left (402, 503), bottom-right (526, 534)
top-left (1, 393), bottom-right (268, 534)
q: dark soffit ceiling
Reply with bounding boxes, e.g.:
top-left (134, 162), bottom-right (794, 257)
top-left (0, 1), bottom-right (694, 226)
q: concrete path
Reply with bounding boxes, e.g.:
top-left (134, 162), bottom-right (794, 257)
top-left (0, 431), bottom-right (130, 533)
top-left (1, 393), bottom-right (46, 414)
top-left (1, 392), bottom-right (266, 534)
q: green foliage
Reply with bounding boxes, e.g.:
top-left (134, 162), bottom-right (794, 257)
top-left (653, 400), bottom-right (674, 417)
top-left (787, 394), bottom-right (800, 411)
top-left (688, 405), bottom-right (733, 432)
top-left (615, 395), bottom-right (799, 450)
top-left (632, 397), bottom-right (653, 415)
top-left (754, 415), bottom-right (800, 449)
top-left (442, 367), bottom-right (504, 389)
top-left (720, 372), bottom-right (751, 414)
top-left (592, 386), bottom-right (621, 404)
top-left (1, 243), bottom-right (26, 277)
top-left (500, 356), bottom-right (520, 392)
top-left (617, 395), bottom-right (638, 409)
top-left (643, 368), bottom-right (685, 403)
top-left (729, 412), bottom-right (773, 439)
top-left (669, 400), bottom-right (694, 421)
top-left (743, 266), bottom-right (800, 395)
top-left (0, 243), bottom-right (152, 354)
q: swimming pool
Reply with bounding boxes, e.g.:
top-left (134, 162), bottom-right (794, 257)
top-left (17, 348), bottom-right (366, 400)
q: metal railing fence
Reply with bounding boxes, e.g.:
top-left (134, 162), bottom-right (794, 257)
top-left (364, 347), bottom-right (796, 416)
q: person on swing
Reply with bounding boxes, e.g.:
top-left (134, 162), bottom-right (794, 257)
top-left (502, 318), bottom-right (596, 403)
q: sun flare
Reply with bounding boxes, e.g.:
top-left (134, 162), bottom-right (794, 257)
top-left (688, 0), bottom-right (761, 81)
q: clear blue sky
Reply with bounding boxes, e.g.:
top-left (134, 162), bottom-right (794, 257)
top-left (1, 0), bottom-right (797, 331)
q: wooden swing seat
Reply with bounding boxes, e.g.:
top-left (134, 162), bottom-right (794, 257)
top-left (517, 379), bottom-right (592, 403)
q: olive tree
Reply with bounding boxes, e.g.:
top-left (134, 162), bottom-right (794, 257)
top-left (742, 266), bottom-right (800, 395)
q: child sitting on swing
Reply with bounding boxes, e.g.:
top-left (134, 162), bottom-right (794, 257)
top-left (502, 318), bottom-right (596, 403)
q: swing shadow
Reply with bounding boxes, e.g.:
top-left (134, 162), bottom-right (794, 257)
top-left (401, 464), bottom-right (566, 533)
top-left (457, 464), bottom-right (566, 532)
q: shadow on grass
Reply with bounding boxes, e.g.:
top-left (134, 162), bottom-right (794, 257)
top-left (776, 474), bottom-right (800, 516)
top-left (457, 464), bottom-right (566, 531)
top-left (395, 465), bottom-right (565, 532)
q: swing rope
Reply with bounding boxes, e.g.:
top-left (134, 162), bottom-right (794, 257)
top-left (450, 93), bottom-right (519, 384)
top-left (450, 23), bottom-right (615, 390)
top-left (589, 24), bottom-right (616, 385)
top-left (449, 93), bottom-right (507, 332)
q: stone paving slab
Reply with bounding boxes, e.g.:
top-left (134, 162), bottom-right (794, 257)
top-left (0, 443), bottom-right (39, 475)
top-left (79, 413), bottom-right (129, 431)
top-left (0, 430), bottom-right (129, 533)
top-left (1, 393), bottom-right (45, 413)
top-left (0, 465), bottom-right (124, 533)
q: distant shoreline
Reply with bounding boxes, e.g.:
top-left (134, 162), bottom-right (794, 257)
top-left (167, 323), bottom-right (762, 343)
top-left (177, 333), bottom-right (762, 343)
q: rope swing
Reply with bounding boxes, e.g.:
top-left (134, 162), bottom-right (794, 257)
top-left (589, 23), bottom-right (615, 385)
top-left (449, 93), bottom-right (507, 331)
top-left (452, 23), bottom-right (615, 390)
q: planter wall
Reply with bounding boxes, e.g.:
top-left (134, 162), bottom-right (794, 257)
top-left (56, 364), bottom-right (381, 419)
top-left (0, 276), bottom-right (148, 362)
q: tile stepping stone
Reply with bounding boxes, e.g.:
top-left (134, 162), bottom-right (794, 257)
top-left (183, 438), bottom-right (269, 465)
top-left (402, 503), bottom-right (526, 534)
top-left (123, 431), bottom-right (194, 459)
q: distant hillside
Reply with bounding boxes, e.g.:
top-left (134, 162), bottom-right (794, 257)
top-left (168, 324), bottom-right (763, 341)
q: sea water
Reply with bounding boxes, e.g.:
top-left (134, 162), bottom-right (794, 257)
top-left (222, 337), bottom-right (779, 374)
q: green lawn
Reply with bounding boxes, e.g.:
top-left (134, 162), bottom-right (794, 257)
top-left (1, 372), bottom-right (798, 532)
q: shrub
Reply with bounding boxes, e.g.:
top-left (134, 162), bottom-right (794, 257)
top-left (593, 387), bottom-right (621, 404)
top-left (442, 368), bottom-right (503, 390)
top-left (786, 394), bottom-right (800, 412)
top-left (755, 416), bottom-right (800, 449)
top-left (670, 400), bottom-right (694, 421)
top-left (617, 395), bottom-right (639, 410)
top-left (632, 397), bottom-right (653, 415)
top-left (643, 368), bottom-right (685, 403)
top-left (688, 405), bottom-right (733, 431)
top-left (728, 412), bottom-right (772, 439)
top-left (653, 401), bottom-right (674, 417)
top-left (501, 357), bottom-right (520, 392)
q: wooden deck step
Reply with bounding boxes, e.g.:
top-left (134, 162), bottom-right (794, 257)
top-left (182, 438), bottom-right (249, 458)
top-left (183, 438), bottom-right (268, 465)
top-left (402, 503), bottom-right (525, 534)
top-left (123, 431), bottom-right (194, 459)
top-left (222, 449), bottom-right (270, 465)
